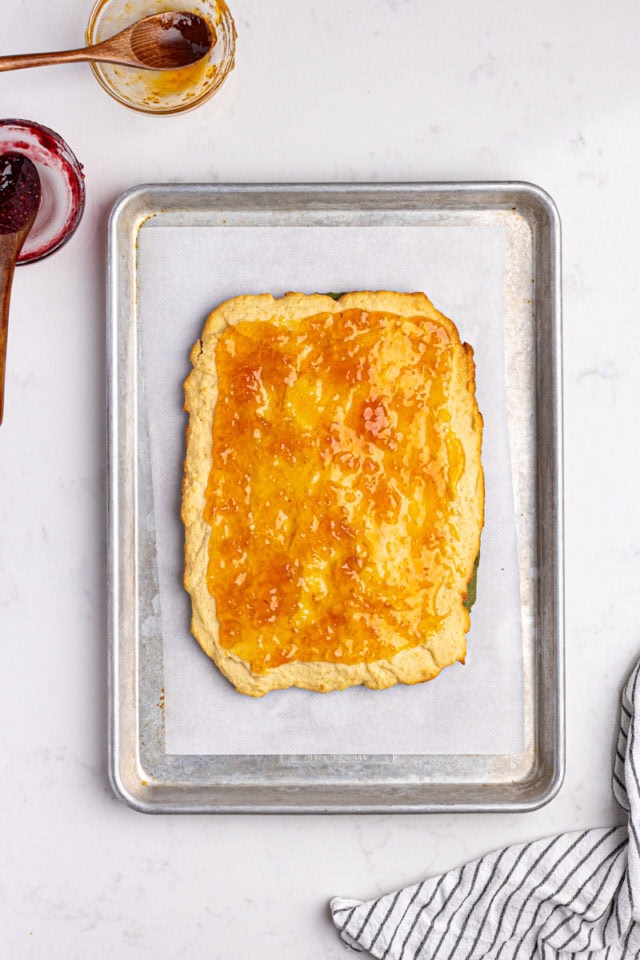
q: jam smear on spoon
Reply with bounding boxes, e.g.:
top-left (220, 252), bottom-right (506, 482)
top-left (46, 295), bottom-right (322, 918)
top-left (0, 153), bottom-right (41, 233)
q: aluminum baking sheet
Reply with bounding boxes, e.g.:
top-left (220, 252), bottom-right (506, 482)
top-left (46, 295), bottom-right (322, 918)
top-left (107, 182), bottom-right (563, 813)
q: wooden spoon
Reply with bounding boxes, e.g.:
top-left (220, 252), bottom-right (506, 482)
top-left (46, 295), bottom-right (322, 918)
top-left (0, 11), bottom-right (213, 73)
top-left (0, 154), bottom-right (41, 425)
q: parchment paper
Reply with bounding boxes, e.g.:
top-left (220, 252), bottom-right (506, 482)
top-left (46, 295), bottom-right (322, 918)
top-left (137, 221), bottom-right (525, 756)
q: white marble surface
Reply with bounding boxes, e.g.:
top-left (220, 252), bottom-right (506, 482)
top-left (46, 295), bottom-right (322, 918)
top-left (1, 0), bottom-right (639, 956)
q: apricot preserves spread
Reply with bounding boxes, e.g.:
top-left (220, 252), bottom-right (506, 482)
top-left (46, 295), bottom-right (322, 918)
top-left (183, 292), bottom-right (484, 697)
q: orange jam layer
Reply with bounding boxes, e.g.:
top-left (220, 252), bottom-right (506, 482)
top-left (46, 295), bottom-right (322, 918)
top-left (137, 56), bottom-right (215, 105)
top-left (204, 308), bottom-right (466, 673)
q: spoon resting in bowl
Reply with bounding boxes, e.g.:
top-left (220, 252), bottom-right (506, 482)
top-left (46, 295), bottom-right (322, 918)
top-left (0, 11), bottom-right (214, 73)
top-left (0, 154), bottom-right (41, 425)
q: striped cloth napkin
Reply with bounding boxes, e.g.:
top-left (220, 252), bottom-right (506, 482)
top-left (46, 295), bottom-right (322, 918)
top-left (330, 660), bottom-right (640, 959)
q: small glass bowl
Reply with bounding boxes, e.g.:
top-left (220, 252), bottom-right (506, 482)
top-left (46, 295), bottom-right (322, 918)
top-left (86, 0), bottom-right (236, 115)
top-left (0, 119), bottom-right (85, 265)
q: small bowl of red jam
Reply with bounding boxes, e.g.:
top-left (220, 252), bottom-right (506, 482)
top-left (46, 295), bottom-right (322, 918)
top-left (86, 0), bottom-right (236, 115)
top-left (0, 120), bottom-right (85, 265)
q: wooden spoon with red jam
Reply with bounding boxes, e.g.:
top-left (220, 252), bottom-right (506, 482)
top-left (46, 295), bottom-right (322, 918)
top-left (0, 154), bottom-right (41, 424)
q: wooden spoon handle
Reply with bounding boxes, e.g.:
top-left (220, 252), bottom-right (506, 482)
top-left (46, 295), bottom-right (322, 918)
top-left (0, 239), bottom-right (19, 425)
top-left (0, 47), bottom-right (94, 72)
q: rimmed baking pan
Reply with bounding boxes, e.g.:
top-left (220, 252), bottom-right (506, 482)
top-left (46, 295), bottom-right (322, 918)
top-left (107, 182), bottom-right (563, 812)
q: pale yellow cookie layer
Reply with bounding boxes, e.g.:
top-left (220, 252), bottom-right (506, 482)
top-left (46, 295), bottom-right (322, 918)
top-left (182, 291), bottom-right (484, 697)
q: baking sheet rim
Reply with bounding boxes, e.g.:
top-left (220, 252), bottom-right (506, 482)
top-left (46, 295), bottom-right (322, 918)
top-left (107, 180), bottom-right (564, 813)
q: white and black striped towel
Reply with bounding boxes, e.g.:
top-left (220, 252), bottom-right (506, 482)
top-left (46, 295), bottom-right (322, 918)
top-left (330, 660), bottom-right (640, 958)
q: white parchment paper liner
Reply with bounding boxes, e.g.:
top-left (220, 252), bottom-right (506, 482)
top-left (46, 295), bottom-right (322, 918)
top-left (137, 220), bottom-right (527, 756)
